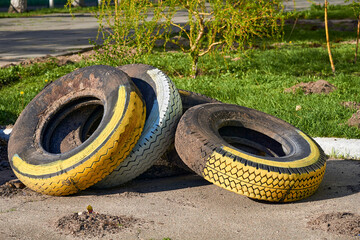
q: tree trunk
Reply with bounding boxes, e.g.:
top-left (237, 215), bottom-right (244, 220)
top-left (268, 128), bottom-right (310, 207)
top-left (72, 0), bottom-right (85, 7)
top-left (191, 54), bottom-right (199, 79)
top-left (8, 0), bottom-right (27, 13)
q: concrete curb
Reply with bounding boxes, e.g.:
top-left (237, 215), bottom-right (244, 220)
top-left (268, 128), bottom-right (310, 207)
top-left (314, 137), bottom-right (360, 160)
top-left (1, 128), bottom-right (359, 159)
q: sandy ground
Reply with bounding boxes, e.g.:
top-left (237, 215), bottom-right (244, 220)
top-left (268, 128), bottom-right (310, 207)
top-left (0, 158), bottom-right (359, 240)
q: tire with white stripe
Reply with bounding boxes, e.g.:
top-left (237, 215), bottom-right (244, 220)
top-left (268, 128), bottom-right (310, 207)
top-left (7, 65), bottom-right (146, 195)
top-left (94, 64), bottom-right (182, 188)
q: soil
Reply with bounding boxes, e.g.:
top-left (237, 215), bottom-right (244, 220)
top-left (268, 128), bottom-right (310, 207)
top-left (348, 110), bottom-right (360, 128)
top-left (2, 49), bottom-right (97, 69)
top-left (0, 181), bottom-right (41, 198)
top-left (284, 79), bottom-right (337, 95)
top-left (341, 102), bottom-right (360, 129)
top-left (307, 212), bottom-right (360, 237)
top-left (342, 101), bottom-right (360, 110)
top-left (0, 158), bottom-right (358, 239)
top-left (55, 211), bottom-right (142, 238)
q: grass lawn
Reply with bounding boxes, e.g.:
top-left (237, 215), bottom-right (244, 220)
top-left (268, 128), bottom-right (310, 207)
top-left (0, 6), bottom-right (98, 18)
top-left (289, 3), bottom-right (359, 20)
top-left (0, 4), bottom-right (359, 139)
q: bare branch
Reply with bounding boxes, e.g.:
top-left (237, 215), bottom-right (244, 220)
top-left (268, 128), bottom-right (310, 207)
top-left (199, 41), bottom-right (223, 57)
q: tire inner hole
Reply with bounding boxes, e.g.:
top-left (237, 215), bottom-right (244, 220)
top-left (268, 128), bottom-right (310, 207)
top-left (41, 97), bottom-right (104, 154)
top-left (218, 126), bottom-right (286, 157)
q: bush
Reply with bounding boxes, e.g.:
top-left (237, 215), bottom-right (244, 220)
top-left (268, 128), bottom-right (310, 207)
top-left (87, 0), bottom-right (284, 77)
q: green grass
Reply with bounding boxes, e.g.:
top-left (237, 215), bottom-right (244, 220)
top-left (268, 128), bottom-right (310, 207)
top-left (144, 45), bottom-right (360, 139)
top-left (0, 17), bottom-right (359, 138)
top-left (283, 23), bottom-right (358, 44)
top-left (1, 42), bottom-right (359, 138)
top-left (0, 6), bottom-right (98, 18)
top-left (288, 3), bottom-right (360, 20)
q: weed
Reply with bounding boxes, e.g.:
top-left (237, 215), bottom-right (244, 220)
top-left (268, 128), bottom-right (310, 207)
top-left (328, 148), bottom-right (352, 159)
top-left (0, 208), bottom-right (17, 214)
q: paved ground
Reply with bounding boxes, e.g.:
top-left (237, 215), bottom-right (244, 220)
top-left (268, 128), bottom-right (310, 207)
top-left (0, 158), bottom-right (359, 240)
top-left (0, 13), bottom-right (99, 66)
top-left (0, 0), bottom-right (351, 67)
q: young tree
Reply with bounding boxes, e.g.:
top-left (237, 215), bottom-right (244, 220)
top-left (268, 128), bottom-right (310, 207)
top-left (93, 0), bottom-right (167, 65)
top-left (345, 0), bottom-right (360, 63)
top-left (90, 0), bottom-right (284, 77)
top-left (8, 0), bottom-right (27, 13)
top-left (162, 0), bottom-right (284, 77)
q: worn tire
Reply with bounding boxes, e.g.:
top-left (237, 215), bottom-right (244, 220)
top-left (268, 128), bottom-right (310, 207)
top-left (178, 89), bottom-right (220, 112)
top-left (164, 90), bottom-right (221, 171)
top-left (8, 65), bottom-right (146, 196)
top-left (94, 64), bottom-right (182, 188)
top-left (175, 103), bottom-right (326, 202)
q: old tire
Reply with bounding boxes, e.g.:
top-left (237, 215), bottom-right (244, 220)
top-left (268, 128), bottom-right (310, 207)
top-left (94, 64), bottom-right (182, 188)
top-left (8, 65), bottom-right (146, 196)
top-left (164, 90), bottom-right (221, 171)
top-left (175, 103), bottom-right (326, 202)
top-left (178, 89), bottom-right (220, 112)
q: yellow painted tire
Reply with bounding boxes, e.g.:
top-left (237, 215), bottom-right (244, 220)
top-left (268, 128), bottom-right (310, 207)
top-left (175, 103), bottom-right (327, 202)
top-left (7, 65), bottom-right (146, 196)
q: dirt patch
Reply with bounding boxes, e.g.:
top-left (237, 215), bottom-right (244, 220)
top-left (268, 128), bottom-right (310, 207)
top-left (284, 80), bottom-right (337, 95)
top-left (342, 101), bottom-right (360, 110)
top-left (348, 110), bottom-right (360, 128)
top-left (2, 49), bottom-right (97, 68)
top-left (307, 212), bottom-right (360, 237)
top-left (55, 211), bottom-right (141, 238)
top-left (0, 179), bottom-right (41, 198)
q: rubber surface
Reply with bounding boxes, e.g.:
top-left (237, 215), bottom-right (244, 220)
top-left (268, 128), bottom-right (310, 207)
top-left (175, 103), bottom-right (326, 202)
top-left (8, 65), bottom-right (146, 195)
top-left (178, 89), bottom-right (220, 112)
top-left (164, 90), bottom-right (221, 171)
top-left (94, 64), bottom-right (182, 188)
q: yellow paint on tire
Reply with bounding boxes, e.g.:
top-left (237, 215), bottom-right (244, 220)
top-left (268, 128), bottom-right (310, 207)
top-left (12, 88), bottom-right (146, 196)
top-left (202, 149), bottom-right (326, 202)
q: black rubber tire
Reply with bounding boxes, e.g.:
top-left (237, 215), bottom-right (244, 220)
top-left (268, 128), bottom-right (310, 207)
top-left (175, 103), bottom-right (327, 202)
top-left (7, 65), bottom-right (146, 196)
top-left (94, 64), bottom-right (183, 188)
top-left (178, 89), bottom-right (220, 112)
top-left (164, 90), bottom-right (221, 171)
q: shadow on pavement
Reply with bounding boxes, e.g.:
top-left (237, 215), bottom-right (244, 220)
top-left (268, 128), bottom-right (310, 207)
top-left (82, 174), bottom-right (210, 197)
top-left (304, 159), bottom-right (360, 202)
